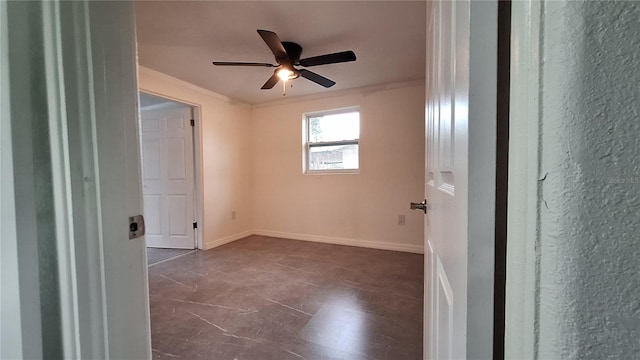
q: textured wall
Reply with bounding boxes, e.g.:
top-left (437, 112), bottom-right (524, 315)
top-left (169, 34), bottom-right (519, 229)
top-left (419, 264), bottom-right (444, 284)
top-left (538, 1), bottom-right (640, 358)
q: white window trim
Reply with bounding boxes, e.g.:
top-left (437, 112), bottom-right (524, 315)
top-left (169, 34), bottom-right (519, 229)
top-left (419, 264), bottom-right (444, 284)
top-left (303, 107), bottom-right (360, 175)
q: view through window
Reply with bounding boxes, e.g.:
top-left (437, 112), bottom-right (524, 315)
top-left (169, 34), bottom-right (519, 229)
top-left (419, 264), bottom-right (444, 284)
top-left (305, 109), bottom-right (360, 173)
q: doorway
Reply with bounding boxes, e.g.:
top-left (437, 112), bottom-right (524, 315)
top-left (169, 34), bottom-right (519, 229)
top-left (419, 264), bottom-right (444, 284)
top-left (139, 92), bottom-right (200, 252)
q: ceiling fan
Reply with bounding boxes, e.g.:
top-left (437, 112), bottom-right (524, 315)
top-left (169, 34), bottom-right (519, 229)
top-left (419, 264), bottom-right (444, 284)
top-left (212, 29), bottom-right (356, 91)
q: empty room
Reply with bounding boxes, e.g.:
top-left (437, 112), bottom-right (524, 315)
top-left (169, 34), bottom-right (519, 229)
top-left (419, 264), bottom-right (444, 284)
top-left (7, 0), bottom-right (640, 359)
top-left (136, 1), bottom-right (427, 359)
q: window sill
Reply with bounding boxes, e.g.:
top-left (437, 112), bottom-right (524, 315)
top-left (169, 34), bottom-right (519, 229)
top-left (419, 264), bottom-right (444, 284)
top-left (304, 170), bottom-right (360, 176)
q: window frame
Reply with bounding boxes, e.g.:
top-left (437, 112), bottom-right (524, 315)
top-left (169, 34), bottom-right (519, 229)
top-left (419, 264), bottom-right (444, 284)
top-left (303, 107), bottom-right (361, 175)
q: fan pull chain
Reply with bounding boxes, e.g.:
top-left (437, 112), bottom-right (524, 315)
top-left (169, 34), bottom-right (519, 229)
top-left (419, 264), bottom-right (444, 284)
top-left (281, 79), bottom-right (295, 96)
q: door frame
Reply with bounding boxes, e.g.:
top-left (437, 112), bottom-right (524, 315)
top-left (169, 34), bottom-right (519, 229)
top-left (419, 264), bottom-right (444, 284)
top-left (138, 89), bottom-right (204, 250)
top-left (503, 0), bottom-right (542, 357)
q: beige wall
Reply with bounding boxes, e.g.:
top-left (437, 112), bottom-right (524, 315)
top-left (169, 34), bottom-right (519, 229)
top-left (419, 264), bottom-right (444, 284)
top-left (251, 83), bottom-right (425, 253)
top-left (138, 66), bottom-right (253, 248)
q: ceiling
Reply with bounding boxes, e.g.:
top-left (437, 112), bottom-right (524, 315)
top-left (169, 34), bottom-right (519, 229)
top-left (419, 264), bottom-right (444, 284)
top-left (134, 1), bottom-right (426, 105)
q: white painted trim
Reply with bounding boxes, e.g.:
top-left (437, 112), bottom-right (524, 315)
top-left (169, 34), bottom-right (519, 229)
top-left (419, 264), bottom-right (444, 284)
top-left (203, 230), bottom-right (254, 250)
top-left (42, 2), bottom-right (81, 356)
top-left (504, 0), bottom-right (541, 358)
top-left (425, 239), bottom-right (436, 360)
top-left (192, 108), bottom-right (205, 250)
top-left (79, 1), bottom-right (111, 356)
top-left (63, 2), bottom-right (122, 357)
top-left (2, 2), bottom-right (56, 358)
top-left (253, 230), bottom-right (424, 254)
top-left (466, 1), bottom-right (498, 358)
top-left (138, 66), bottom-right (250, 108)
top-left (0, 3), bottom-right (25, 358)
top-left (202, 230), bottom-right (423, 254)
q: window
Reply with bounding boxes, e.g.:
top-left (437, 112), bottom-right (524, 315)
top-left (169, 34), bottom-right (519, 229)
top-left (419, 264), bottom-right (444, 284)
top-left (304, 108), bottom-right (360, 173)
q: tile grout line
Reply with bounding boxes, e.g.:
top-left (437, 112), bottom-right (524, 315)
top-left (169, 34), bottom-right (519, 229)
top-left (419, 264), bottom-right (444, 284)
top-left (148, 249), bottom-right (197, 267)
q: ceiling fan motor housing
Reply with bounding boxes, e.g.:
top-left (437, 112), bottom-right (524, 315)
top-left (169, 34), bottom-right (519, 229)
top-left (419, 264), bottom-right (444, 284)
top-left (282, 41), bottom-right (303, 65)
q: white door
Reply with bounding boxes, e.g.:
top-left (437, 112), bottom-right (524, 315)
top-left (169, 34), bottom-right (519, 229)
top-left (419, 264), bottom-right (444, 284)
top-left (141, 107), bottom-right (196, 249)
top-left (423, 1), bottom-right (497, 359)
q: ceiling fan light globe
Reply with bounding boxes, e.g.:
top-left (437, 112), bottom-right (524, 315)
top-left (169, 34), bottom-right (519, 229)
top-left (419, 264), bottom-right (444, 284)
top-left (277, 68), bottom-right (298, 81)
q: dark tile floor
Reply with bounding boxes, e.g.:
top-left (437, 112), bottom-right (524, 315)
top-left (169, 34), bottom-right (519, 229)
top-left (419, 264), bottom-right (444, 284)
top-left (149, 236), bottom-right (424, 360)
top-left (148, 247), bottom-right (196, 266)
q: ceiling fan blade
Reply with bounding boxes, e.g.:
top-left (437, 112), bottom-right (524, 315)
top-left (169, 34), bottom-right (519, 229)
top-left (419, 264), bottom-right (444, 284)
top-left (257, 29), bottom-right (290, 63)
top-left (261, 73), bottom-right (280, 89)
top-left (212, 61), bottom-right (276, 67)
top-left (298, 69), bottom-right (336, 88)
top-left (299, 51), bottom-right (356, 67)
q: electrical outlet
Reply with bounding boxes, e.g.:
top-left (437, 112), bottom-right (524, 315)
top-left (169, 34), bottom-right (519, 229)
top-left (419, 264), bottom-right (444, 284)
top-left (231, 210), bottom-right (236, 220)
top-left (398, 214), bottom-right (405, 225)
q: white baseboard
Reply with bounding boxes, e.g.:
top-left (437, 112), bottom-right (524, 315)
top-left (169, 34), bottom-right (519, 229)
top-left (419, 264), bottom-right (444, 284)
top-left (203, 230), bottom-right (253, 250)
top-left (252, 230), bottom-right (424, 254)
top-left (202, 229), bottom-right (424, 254)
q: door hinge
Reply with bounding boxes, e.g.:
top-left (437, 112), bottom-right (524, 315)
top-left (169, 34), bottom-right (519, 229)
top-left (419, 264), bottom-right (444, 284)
top-left (190, 119), bottom-right (195, 127)
top-left (193, 222), bottom-right (198, 229)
